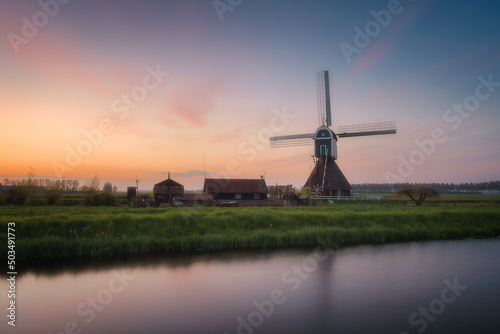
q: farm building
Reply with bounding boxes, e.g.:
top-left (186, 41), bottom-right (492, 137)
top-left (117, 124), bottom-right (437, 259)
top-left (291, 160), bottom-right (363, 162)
top-left (127, 187), bottom-right (137, 201)
top-left (153, 174), bottom-right (184, 206)
top-left (203, 178), bottom-right (268, 200)
top-left (304, 156), bottom-right (351, 196)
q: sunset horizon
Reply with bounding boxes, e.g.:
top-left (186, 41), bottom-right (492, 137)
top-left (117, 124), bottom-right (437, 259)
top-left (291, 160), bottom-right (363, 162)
top-left (2, 0), bottom-right (499, 191)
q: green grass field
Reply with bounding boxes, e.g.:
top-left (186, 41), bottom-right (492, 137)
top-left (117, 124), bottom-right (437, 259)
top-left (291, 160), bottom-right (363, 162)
top-left (1, 196), bottom-right (499, 260)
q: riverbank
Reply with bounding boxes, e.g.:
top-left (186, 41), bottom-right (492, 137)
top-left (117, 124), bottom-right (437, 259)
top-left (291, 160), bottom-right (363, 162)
top-left (1, 204), bottom-right (499, 260)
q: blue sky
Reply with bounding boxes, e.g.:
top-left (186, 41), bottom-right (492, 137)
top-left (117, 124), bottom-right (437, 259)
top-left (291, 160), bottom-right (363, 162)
top-left (1, 0), bottom-right (499, 190)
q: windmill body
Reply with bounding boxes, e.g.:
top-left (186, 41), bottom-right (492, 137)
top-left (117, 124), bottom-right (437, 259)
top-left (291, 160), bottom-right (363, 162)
top-left (269, 70), bottom-right (396, 196)
top-left (314, 125), bottom-right (337, 159)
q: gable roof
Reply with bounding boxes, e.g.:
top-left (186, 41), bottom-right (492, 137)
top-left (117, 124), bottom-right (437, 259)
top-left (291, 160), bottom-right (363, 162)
top-left (304, 156), bottom-right (351, 190)
top-left (204, 178), bottom-right (268, 194)
top-left (154, 178), bottom-right (183, 187)
top-left (153, 177), bottom-right (184, 195)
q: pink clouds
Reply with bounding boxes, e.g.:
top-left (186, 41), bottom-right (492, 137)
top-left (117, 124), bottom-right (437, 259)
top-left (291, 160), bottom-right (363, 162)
top-left (11, 30), bottom-right (116, 98)
top-left (166, 77), bottom-right (222, 127)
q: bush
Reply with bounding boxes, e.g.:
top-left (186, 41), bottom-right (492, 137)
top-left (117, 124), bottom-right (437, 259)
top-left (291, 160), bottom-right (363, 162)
top-left (83, 192), bottom-right (116, 206)
top-left (44, 181), bottom-right (65, 205)
top-left (3, 186), bottom-right (32, 206)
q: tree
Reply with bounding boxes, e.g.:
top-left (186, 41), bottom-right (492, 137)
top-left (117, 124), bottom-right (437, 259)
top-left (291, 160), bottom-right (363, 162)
top-left (72, 180), bottom-right (80, 192)
top-left (83, 175), bottom-right (100, 206)
top-left (396, 186), bottom-right (440, 206)
top-left (103, 182), bottom-right (113, 193)
top-left (44, 180), bottom-right (65, 205)
top-left (88, 175), bottom-right (101, 193)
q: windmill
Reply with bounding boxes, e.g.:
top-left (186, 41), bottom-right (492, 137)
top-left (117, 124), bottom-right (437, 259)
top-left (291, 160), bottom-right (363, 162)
top-left (269, 70), bottom-right (396, 196)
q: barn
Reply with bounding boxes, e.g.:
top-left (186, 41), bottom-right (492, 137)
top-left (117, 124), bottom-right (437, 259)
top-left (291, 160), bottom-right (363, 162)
top-left (153, 174), bottom-right (184, 206)
top-left (304, 156), bottom-right (351, 196)
top-left (203, 178), bottom-right (268, 200)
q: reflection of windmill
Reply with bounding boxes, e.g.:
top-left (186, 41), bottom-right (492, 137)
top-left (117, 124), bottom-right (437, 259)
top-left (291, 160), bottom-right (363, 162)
top-left (270, 71), bottom-right (396, 196)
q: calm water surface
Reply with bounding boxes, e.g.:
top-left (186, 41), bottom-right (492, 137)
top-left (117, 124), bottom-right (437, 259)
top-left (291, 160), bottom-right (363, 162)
top-left (2, 239), bottom-right (499, 334)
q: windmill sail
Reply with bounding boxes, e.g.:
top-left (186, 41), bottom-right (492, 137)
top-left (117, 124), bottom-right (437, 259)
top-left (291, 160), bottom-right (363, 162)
top-left (336, 121), bottom-right (396, 138)
top-left (269, 133), bottom-right (314, 148)
top-left (269, 71), bottom-right (396, 150)
top-left (316, 71), bottom-right (332, 127)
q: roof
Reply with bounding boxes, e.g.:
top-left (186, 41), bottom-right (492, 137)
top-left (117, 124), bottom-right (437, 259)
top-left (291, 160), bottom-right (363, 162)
top-left (153, 177), bottom-right (184, 195)
top-left (314, 125), bottom-right (338, 141)
top-left (304, 156), bottom-right (351, 190)
top-left (204, 178), bottom-right (268, 194)
top-left (154, 178), bottom-right (183, 187)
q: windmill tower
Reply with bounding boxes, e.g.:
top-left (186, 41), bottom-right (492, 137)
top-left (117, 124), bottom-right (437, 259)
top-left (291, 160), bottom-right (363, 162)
top-left (270, 70), bottom-right (396, 196)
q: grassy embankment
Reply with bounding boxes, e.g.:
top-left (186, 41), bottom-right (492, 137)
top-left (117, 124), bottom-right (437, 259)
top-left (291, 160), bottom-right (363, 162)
top-left (1, 198), bottom-right (499, 260)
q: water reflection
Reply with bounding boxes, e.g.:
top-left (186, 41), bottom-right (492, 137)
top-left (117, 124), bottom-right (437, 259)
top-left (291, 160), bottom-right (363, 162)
top-left (1, 240), bottom-right (499, 334)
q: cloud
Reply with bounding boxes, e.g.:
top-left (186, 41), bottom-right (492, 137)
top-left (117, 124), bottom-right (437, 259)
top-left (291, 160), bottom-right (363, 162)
top-left (13, 31), bottom-right (115, 98)
top-left (166, 76), bottom-right (222, 127)
top-left (350, 0), bottom-right (431, 75)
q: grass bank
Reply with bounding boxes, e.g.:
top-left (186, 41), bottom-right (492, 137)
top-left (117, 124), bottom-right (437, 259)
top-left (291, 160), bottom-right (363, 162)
top-left (1, 205), bottom-right (499, 260)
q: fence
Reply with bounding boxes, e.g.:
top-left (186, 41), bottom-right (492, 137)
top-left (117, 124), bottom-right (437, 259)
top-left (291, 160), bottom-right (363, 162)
top-left (312, 196), bottom-right (383, 201)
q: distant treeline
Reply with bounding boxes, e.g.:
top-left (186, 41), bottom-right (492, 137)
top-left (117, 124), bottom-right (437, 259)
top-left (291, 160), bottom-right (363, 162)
top-left (1, 178), bottom-right (80, 192)
top-left (352, 181), bottom-right (500, 194)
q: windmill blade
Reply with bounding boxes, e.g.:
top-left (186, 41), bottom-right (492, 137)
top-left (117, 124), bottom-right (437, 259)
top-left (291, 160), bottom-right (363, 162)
top-left (336, 121), bottom-right (396, 138)
top-left (270, 133), bottom-right (314, 148)
top-left (317, 71), bottom-right (332, 127)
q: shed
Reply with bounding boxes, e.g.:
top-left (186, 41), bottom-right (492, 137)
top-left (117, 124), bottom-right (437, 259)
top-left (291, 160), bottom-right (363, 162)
top-left (153, 174), bottom-right (184, 206)
top-left (203, 178), bottom-right (268, 200)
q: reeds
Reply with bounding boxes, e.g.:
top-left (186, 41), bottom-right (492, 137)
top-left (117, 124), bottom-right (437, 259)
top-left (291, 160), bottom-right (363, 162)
top-left (1, 205), bottom-right (498, 260)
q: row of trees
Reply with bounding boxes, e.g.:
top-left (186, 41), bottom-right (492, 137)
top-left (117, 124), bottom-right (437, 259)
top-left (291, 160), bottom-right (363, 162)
top-left (2, 178), bottom-right (80, 192)
top-left (0, 169), bottom-right (118, 206)
top-left (352, 181), bottom-right (500, 194)
top-left (1, 178), bottom-right (118, 193)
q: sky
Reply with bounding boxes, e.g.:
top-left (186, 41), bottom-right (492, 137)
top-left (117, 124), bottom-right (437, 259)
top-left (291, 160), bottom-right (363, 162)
top-left (1, 0), bottom-right (499, 191)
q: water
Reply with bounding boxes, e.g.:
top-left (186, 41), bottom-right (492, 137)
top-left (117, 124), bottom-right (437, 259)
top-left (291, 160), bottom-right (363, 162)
top-left (2, 239), bottom-right (499, 334)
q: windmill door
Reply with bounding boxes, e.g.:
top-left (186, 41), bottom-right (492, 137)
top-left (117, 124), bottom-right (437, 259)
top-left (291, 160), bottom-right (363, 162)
top-left (320, 145), bottom-right (328, 156)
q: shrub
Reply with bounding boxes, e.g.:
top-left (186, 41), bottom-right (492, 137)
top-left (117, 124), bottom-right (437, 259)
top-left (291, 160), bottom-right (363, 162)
top-left (44, 180), bottom-right (65, 205)
top-left (83, 192), bottom-right (117, 206)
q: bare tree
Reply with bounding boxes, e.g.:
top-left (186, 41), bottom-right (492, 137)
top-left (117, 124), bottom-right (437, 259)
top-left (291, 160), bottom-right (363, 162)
top-left (72, 180), bottom-right (80, 192)
top-left (87, 175), bottom-right (100, 193)
top-left (396, 186), bottom-right (440, 206)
